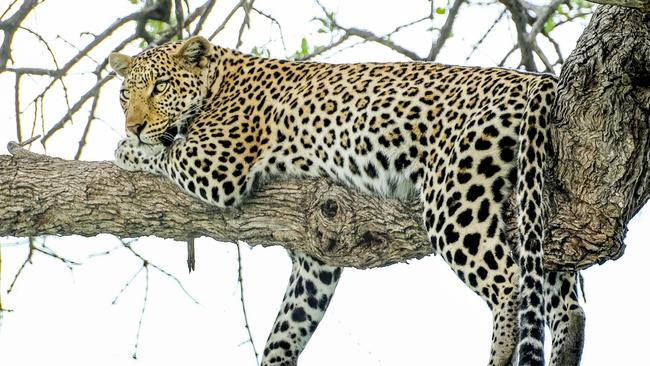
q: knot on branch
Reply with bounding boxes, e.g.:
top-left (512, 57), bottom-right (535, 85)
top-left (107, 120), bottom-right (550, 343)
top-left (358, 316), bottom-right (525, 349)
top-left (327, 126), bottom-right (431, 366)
top-left (305, 181), bottom-right (397, 263)
top-left (307, 184), bottom-right (350, 254)
top-left (320, 199), bottom-right (338, 218)
top-left (358, 230), bottom-right (389, 247)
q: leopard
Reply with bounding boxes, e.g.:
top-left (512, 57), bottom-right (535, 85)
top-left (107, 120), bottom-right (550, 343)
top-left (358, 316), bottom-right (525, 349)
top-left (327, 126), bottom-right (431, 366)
top-left (108, 36), bottom-right (585, 366)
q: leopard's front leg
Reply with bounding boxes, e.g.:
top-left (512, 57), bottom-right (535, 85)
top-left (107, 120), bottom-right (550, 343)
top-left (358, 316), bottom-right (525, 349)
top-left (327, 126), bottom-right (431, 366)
top-left (115, 134), bottom-right (252, 209)
top-left (114, 135), bottom-right (167, 174)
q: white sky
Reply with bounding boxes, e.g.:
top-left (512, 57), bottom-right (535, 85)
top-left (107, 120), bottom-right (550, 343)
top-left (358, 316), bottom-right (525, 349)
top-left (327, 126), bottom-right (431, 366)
top-left (0, 1), bottom-right (648, 365)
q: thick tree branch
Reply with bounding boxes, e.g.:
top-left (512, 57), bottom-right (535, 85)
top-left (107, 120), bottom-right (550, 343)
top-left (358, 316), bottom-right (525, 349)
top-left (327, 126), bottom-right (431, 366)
top-left (0, 147), bottom-right (428, 270)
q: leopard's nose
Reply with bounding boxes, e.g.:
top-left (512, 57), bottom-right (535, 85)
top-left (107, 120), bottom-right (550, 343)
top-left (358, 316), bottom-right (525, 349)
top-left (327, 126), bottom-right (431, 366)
top-left (127, 121), bottom-right (146, 136)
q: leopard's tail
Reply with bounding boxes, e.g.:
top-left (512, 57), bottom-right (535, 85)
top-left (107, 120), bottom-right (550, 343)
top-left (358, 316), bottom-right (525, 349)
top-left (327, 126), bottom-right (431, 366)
top-left (515, 75), bottom-right (556, 366)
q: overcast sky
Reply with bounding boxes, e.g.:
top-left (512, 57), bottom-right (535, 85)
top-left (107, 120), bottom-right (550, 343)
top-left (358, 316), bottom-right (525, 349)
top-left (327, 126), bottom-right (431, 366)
top-left (1, 1), bottom-right (648, 365)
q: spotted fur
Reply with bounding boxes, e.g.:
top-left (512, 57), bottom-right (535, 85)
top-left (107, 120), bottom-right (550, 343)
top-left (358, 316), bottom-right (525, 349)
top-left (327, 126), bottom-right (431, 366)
top-left (110, 36), bottom-right (584, 366)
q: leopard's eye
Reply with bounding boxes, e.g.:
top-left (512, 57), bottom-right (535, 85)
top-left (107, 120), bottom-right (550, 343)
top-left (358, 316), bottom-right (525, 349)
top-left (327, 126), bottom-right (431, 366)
top-left (120, 88), bottom-right (130, 100)
top-left (152, 80), bottom-right (169, 96)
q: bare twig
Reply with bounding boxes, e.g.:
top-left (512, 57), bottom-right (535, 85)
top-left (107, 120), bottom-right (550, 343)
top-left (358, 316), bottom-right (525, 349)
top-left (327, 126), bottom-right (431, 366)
top-left (14, 73), bottom-right (21, 142)
top-left (236, 0), bottom-right (256, 49)
top-left (122, 241), bottom-right (200, 304)
top-left (427, 0), bottom-right (465, 61)
top-left (499, 0), bottom-right (536, 70)
top-left (0, 0), bottom-right (39, 70)
top-left (132, 265), bottom-right (149, 359)
top-left (466, 9), bottom-right (507, 62)
top-left (498, 45), bottom-right (518, 66)
top-left (191, 0), bottom-right (217, 36)
top-left (207, 0), bottom-right (248, 41)
top-left (295, 34), bottom-right (349, 61)
top-left (533, 43), bottom-right (555, 72)
top-left (252, 7), bottom-right (288, 52)
top-left (74, 94), bottom-right (100, 160)
top-left (7, 237), bottom-right (35, 293)
top-left (41, 74), bottom-right (112, 145)
top-left (0, 0), bottom-right (20, 20)
top-left (542, 31), bottom-right (564, 65)
top-left (528, 0), bottom-right (566, 42)
top-left (236, 243), bottom-right (259, 365)
top-left (112, 266), bottom-right (145, 305)
top-left (314, 0), bottom-right (423, 60)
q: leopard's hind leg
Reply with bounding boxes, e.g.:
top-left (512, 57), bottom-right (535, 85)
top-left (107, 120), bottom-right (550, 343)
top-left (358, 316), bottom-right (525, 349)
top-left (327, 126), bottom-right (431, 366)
top-left (545, 271), bottom-right (585, 366)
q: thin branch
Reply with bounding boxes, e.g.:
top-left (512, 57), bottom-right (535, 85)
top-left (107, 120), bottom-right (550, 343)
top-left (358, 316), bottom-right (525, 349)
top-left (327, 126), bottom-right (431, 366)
top-left (34, 243), bottom-right (82, 269)
top-left (7, 237), bottom-right (35, 293)
top-left (314, 0), bottom-right (423, 61)
top-left (132, 265), bottom-right (150, 359)
top-left (207, 0), bottom-right (248, 41)
top-left (73, 94), bottom-right (99, 160)
top-left (0, 0), bottom-right (40, 70)
top-left (252, 7), bottom-right (287, 52)
top-left (553, 11), bottom-right (593, 28)
top-left (498, 45), bottom-right (519, 66)
top-left (542, 31), bottom-right (564, 65)
top-left (533, 43), bottom-right (554, 72)
top-left (122, 241), bottom-right (200, 305)
top-left (237, 243), bottom-right (259, 365)
top-left (528, 0), bottom-right (565, 42)
top-left (466, 9), bottom-right (507, 63)
top-left (343, 27), bottom-right (423, 60)
top-left (295, 34), bottom-right (349, 61)
top-left (236, 0), bottom-right (256, 50)
top-left (499, 0), bottom-right (536, 70)
top-left (0, 0), bottom-right (20, 20)
top-left (112, 266), bottom-right (145, 304)
top-left (186, 237), bottom-right (195, 272)
top-left (427, 0), bottom-right (465, 61)
top-left (14, 73), bottom-right (21, 142)
top-left (191, 0), bottom-right (217, 36)
top-left (41, 74), bottom-right (112, 145)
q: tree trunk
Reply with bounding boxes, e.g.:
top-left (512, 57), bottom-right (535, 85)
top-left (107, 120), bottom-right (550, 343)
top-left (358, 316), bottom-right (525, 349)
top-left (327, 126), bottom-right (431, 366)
top-left (1, 6), bottom-right (650, 272)
top-left (544, 5), bottom-right (650, 270)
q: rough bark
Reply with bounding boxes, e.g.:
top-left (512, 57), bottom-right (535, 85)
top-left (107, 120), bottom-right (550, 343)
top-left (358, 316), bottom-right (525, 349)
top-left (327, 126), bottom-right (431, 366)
top-left (0, 145), bottom-right (427, 269)
top-left (545, 5), bottom-right (650, 270)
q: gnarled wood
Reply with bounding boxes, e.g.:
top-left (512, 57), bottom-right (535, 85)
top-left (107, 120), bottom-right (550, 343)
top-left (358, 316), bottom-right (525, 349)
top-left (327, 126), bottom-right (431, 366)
top-left (545, 5), bottom-right (650, 270)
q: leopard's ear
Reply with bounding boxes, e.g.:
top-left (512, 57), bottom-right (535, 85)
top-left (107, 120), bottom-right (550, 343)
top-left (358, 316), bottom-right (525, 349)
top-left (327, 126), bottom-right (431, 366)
top-left (109, 53), bottom-right (133, 77)
top-left (176, 36), bottom-right (211, 68)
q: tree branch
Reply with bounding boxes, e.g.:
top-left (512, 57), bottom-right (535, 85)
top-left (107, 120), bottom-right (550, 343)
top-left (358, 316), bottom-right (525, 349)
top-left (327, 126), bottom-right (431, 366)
top-left (499, 0), bottom-right (537, 70)
top-left (0, 147), bottom-right (429, 270)
top-left (0, 0), bottom-right (40, 70)
top-left (427, 0), bottom-right (465, 61)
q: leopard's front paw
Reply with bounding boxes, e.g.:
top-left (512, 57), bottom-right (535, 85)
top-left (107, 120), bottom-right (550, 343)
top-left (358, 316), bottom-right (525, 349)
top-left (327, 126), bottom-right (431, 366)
top-left (114, 136), bottom-right (165, 172)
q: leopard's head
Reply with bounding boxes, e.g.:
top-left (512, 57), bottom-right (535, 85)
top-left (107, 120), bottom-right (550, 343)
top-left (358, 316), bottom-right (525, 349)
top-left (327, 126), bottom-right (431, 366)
top-left (109, 36), bottom-right (212, 145)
